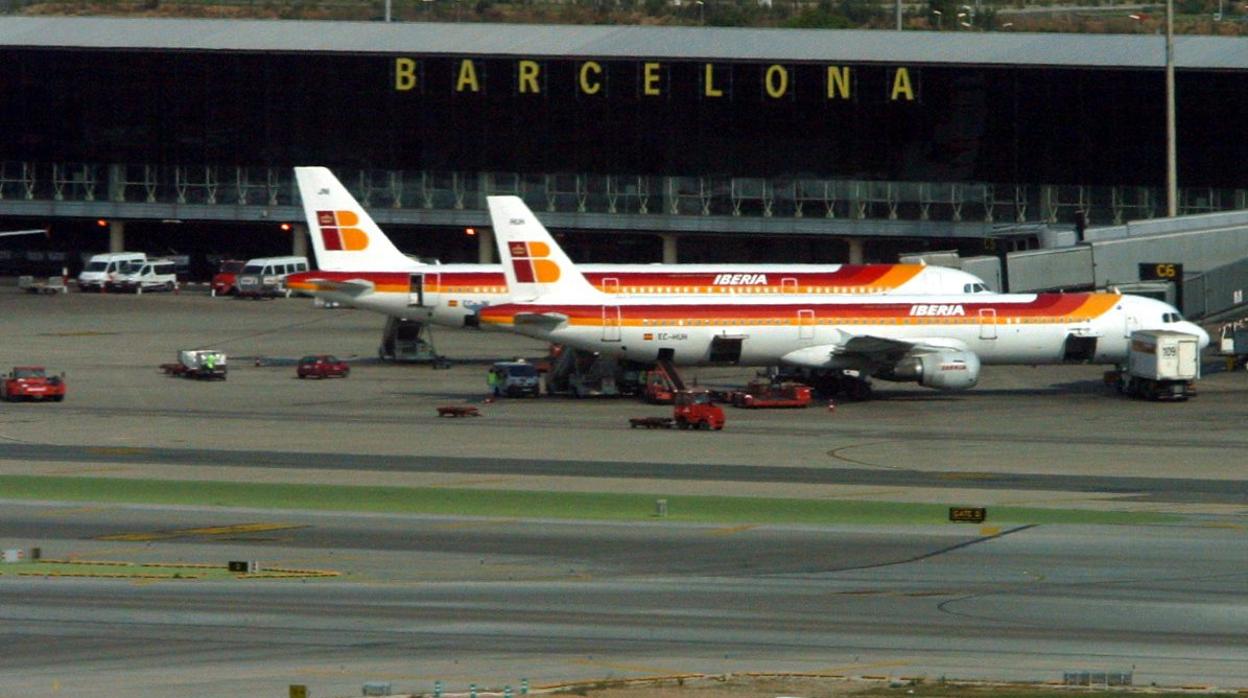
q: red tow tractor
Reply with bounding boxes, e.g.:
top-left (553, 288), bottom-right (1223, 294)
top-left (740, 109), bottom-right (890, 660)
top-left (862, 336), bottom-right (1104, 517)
top-left (1, 366), bottom-right (67, 402)
top-left (629, 389), bottom-right (725, 431)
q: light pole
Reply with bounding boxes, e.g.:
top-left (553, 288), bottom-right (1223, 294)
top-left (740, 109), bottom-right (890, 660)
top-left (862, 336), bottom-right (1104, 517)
top-left (932, 8), bottom-right (942, 30)
top-left (1165, 0), bottom-right (1177, 217)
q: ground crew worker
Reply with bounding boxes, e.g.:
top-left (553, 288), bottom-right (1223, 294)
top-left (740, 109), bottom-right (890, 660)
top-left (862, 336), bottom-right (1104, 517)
top-left (203, 352), bottom-right (216, 374)
top-left (487, 368), bottom-right (501, 397)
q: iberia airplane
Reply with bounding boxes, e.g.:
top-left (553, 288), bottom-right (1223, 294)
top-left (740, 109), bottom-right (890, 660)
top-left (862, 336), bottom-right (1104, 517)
top-left (284, 167), bottom-right (988, 329)
top-left (479, 195), bottom-right (1209, 394)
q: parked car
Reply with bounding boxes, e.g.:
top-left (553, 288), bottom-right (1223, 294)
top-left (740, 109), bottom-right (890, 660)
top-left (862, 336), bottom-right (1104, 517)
top-left (77, 252), bottom-right (145, 292)
top-left (297, 355), bottom-right (350, 379)
top-left (107, 259), bottom-right (179, 293)
top-left (235, 256), bottom-right (309, 298)
top-left (1, 366), bottom-right (66, 402)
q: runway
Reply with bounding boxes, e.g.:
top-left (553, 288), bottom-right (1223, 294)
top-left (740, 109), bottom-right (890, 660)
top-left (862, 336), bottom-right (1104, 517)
top-left (2, 290), bottom-right (1247, 697)
top-left (2, 501), bottom-right (1246, 697)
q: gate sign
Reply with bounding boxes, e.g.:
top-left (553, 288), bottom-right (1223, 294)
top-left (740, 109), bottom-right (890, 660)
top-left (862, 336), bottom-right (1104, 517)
top-left (949, 507), bottom-right (987, 523)
top-left (1139, 263), bottom-right (1183, 281)
top-left (1138, 263), bottom-right (1185, 311)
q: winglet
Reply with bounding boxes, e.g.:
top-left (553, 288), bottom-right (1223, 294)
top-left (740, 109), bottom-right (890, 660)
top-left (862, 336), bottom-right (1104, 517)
top-left (487, 196), bottom-right (603, 303)
top-left (294, 167), bottom-right (414, 272)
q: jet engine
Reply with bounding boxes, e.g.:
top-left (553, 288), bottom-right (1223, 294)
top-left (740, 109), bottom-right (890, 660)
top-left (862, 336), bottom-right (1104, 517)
top-left (877, 350), bottom-right (981, 390)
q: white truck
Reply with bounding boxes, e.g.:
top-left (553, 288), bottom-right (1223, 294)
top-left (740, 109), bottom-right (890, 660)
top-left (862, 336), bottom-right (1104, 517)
top-left (1121, 330), bottom-right (1201, 401)
top-left (160, 350), bottom-right (228, 380)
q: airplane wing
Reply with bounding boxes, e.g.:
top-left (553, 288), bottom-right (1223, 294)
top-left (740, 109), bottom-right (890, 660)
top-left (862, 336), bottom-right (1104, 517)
top-left (781, 333), bottom-right (969, 368)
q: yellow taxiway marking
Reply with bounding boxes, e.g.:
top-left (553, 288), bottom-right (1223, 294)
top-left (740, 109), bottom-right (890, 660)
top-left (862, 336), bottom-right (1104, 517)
top-left (435, 477), bottom-right (519, 487)
top-left (709, 524), bottom-right (756, 536)
top-left (430, 519), bottom-right (519, 531)
top-left (937, 471), bottom-right (995, 481)
top-left (96, 522), bottom-right (305, 542)
top-left (83, 447), bottom-right (146, 456)
top-left (45, 466), bottom-right (133, 476)
top-left (568, 658), bottom-right (686, 675)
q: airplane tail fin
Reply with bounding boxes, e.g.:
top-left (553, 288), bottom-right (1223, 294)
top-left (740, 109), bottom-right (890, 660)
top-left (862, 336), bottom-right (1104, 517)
top-left (293, 167), bottom-right (414, 272)
top-left (487, 196), bottom-right (603, 303)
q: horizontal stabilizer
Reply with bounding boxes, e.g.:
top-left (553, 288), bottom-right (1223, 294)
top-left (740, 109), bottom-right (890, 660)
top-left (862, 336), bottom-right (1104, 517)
top-left (513, 312), bottom-right (569, 330)
top-left (292, 277), bottom-right (375, 297)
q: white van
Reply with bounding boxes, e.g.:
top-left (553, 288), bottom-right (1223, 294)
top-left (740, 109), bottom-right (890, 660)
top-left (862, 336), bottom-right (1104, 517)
top-left (109, 258), bottom-right (179, 293)
top-left (235, 256), bottom-right (309, 298)
top-left (77, 252), bottom-right (146, 292)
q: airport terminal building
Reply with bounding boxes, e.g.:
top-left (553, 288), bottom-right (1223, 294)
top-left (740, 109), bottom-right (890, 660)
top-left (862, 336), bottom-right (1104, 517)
top-left (1, 17), bottom-right (1248, 271)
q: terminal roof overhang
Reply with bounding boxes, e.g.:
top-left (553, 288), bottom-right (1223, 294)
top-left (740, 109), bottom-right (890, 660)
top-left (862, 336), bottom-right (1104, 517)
top-left (0, 16), bottom-right (1245, 70)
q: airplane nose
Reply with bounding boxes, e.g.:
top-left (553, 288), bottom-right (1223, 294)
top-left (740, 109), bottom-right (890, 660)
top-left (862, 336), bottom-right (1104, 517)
top-left (1189, 323), bottom-right (1211, 349)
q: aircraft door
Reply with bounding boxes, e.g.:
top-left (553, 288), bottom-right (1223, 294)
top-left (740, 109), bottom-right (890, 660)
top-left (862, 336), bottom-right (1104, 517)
top-left (601, 277), bottom-right (620, 295)
top-left (408, 274), bottom-right (424, 307)
top-left (978, 308), bottom-right (998, 340)
top-left (781, 277), bottom-right (798, 294)
top-left (1124, 310), bottom-right (1141, 338)
top-left (602, 305), bottom-right (622, 342)
top-left (798, 309), bottom-right (815, 340)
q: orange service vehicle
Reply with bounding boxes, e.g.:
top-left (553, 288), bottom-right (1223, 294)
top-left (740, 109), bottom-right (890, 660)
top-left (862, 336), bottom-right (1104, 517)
top-left (729, 380), bottom-right (813, 408)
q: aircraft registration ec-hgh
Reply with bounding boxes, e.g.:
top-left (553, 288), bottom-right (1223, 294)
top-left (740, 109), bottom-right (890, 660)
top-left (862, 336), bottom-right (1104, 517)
top-left (479, 196), bottom-right (1209, 395)
top-left (284, 167), bottom-right (990, 330)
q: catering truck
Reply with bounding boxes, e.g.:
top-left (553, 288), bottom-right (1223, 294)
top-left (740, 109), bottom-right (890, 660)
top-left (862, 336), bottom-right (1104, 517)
top-left (1120, 330), bottom-right (1202, 401)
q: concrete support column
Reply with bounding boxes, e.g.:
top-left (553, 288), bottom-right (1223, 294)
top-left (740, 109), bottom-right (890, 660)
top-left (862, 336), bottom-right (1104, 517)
top-left (661, 234), bottom-right (678, 264)
top-left (292, 223), bottom-right (309, 259)
top-left (845, 237), bottom-right (864, 265)
top-left (478, 227), bottom-right (495, 264)
top-left (109, 220), bottom-right (125, 253)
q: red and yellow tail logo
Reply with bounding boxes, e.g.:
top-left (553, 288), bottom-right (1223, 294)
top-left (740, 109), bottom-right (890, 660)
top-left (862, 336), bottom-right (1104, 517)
top-left (508, 240), bottom-right (560, 283)
top-left (317, 210), bottom-right (369, 251)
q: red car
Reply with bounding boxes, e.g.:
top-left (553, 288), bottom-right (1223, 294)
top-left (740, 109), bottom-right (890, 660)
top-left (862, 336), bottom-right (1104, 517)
top-left (211, 259), bottom-right (246, 297)
top-left (1, 366), bottom-right (67, 402)
top-left (297, 355), bottom-right (350, 379)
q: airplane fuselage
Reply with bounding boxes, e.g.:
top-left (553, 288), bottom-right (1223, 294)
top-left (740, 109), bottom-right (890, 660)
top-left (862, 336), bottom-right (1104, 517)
top-left (286, 264), bottom-right (987, 328)
top-left (479, 293), bottom-right (1206, 369)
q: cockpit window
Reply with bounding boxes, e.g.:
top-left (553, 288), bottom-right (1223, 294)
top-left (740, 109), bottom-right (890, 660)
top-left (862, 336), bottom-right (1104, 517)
top-left (1162, 312), bottom-right (1184, 323)
top-left (963, 283), bottom-right (989, 294)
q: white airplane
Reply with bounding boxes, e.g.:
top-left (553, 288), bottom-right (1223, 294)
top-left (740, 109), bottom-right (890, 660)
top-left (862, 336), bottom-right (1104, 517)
top-left (285, 167), bottom-right (989, 329)
top-left (480, 195), bottom-right (1209, 395)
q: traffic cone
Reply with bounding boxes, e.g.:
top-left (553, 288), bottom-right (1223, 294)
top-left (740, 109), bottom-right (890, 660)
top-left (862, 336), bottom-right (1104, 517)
top-left (827, 400), bottom-right (836, 413)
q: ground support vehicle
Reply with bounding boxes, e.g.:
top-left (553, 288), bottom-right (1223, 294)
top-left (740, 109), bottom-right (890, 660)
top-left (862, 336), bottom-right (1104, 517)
top-left (234, 273), bottom-right (285, 299)
top-left (728, 380), bottom-right (813, 408)
top-left (544, 348), bottom-right (630, 397)
top-left (297, 355), bottom-right (350, 379)
top-left (489, 361), bottom-right (541, 397)
top-left (77, 252), bottom-right (145, 292)
top-left (210, 259), bottom-right (246, 297)
top-left (674, 389), bottom-right (725, 430)
top-left (1115, 330), bottom-right (1201, 400)
top-left (628, 389), bottom-right (725, 430)
top-left (18, 275), bottom-right (67, 294)
top-left (107, 259), bottom-right (179, 294)
top-left (1218, 321), bottom-right (1248, 370)
top-left (161, 350), bottom-right (228, 380)
top-left (641, 358), bottom-right (685, 404)
top-left (378, 317), bottom-right (446, 365)
top-left (1, 366), bottom-right (66, 401)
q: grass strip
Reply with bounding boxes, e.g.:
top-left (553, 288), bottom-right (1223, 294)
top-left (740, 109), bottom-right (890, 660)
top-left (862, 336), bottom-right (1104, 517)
top-left (0, 475), bottom-right (1175, 526)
